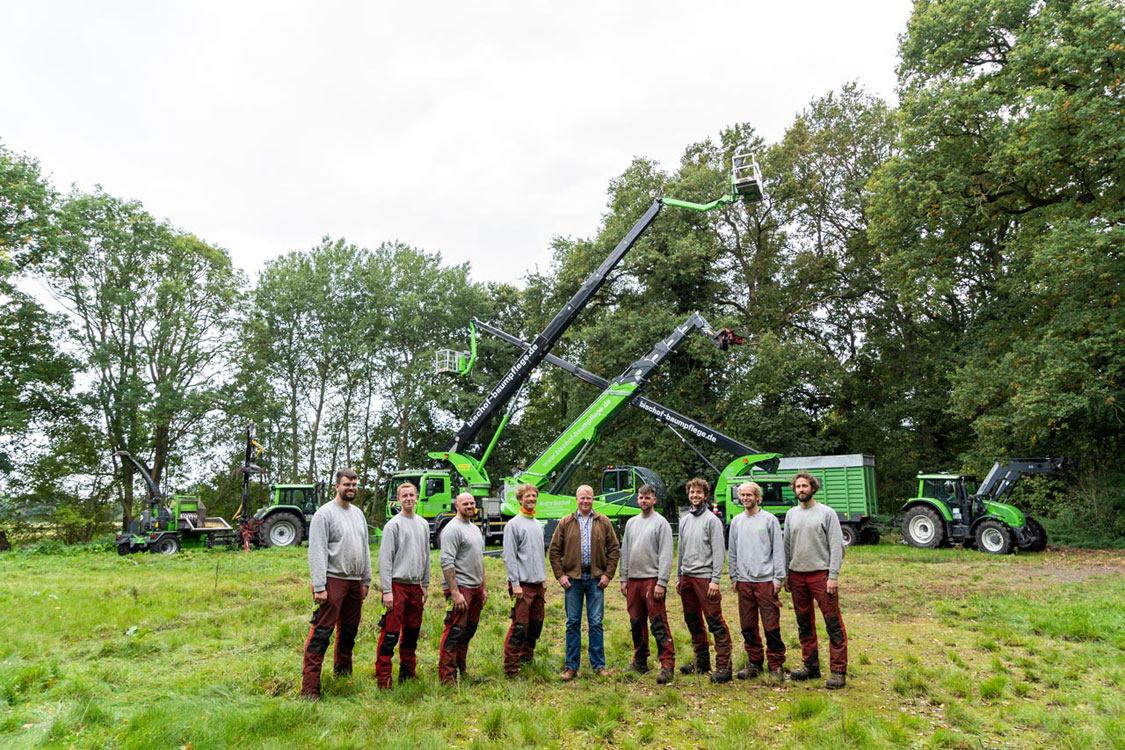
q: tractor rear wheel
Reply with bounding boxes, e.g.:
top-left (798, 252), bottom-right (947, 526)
top-left (902, 507), bottom-right (945, 548)
top-left (1020, 516), bottom-right (1048, 552)
top-left (840, 524), bottom-right (858, 547)
top-left (261, 512), bottom-right (303, 548)
top-left (975, 519), bottom-right (1013, 555)
top-left (153, 535), bottom-right (181, 555)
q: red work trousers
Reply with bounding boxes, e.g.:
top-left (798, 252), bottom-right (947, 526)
top-left (437, 584), bottom-right (486, 685)
top-left (375, 582), bottom-right (425, 689)
top-left (301, 577), bottom-right (365, 697)
top-left (626, 578), bottom-right (675, 670)
top-left (736, 580), bottom-right (786, 670)
top-left (788, 569), bottom-right (847, 673)
top-left (503, 581), bottom-right (545, 676)
top-left (679, 575), bottom-right (732, 671)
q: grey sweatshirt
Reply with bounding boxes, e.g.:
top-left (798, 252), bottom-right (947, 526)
top-left (784, 502), bottom-right (845, 580)
top-left (377, 513), bottom-right (431, 593)
top-left (728, 510), bottom-right (786, 584)
top-left (620, 511), bottom-right (673, 587)
top-left (308, 500), bottom-right (372, 592)
top-left (503, 514), bottom-right (547, 584)
top-left (677, 509), bottom-right (726, 583)
top-left (439, 516), bottom-right (485, 590)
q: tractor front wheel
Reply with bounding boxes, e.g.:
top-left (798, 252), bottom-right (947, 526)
top-left (1020, 517), bottom-right (1048, 552)
top-left (153, 536), bottom-right (181, 555)
top-left (840, 524), bottom-right (858, 547)
top-left (975, 520), bottom-right (1013, 555)
top-left (902, 507), bottom-right (945, 548)
top-left (261, 512), bottom-right (303, 548)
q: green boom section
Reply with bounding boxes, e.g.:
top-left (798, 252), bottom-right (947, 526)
top-left (501, 381), bottom-right (640, 515)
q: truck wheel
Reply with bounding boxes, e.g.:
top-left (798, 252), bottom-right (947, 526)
top-left (117, 543), bottom-right (132, 556)
top-left (902, 507), bottom-right (945, 548)
top-left (153, 536), bottom-right (181, 555)
top-left (432, 520), bottom-right (449, 550)
top-left (860, 526), bottom-right (881, 545)
top-left (840, 524), bottom-right (858, 547)
top-left (1020, 517), bottom-right (1048, 552)
top-left (261, 512), bottom-right (303, 548)
top-left (975, 520), bottom-right (1013, 555)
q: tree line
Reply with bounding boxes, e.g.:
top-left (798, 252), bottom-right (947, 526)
top-left (1, 0), bottom-right (1122, 546)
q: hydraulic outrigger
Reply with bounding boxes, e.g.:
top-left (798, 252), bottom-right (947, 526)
top-left (389, 153), bottom-right (768, 543)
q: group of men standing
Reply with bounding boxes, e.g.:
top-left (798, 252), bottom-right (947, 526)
top-left (298, 468), bottom-right (849, 699)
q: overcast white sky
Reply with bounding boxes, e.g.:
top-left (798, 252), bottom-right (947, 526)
top-left (2, 1), bottom-right (912, 285)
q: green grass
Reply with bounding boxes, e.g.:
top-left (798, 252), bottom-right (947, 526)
top-left (0, 542), bottom-right (1122, 748)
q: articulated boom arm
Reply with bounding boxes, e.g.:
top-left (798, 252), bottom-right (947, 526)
top-left (113, 450), bottom-right (164, 509)
top-left (444, 199), bottom-right (664, 454)
top-left (471, 317), bottom-right (778, 471)
top-left (975, 456), bottom-right (1076, 502)
top-left (511, 311), bottom-right (739, 493)
top-left (443, 156), bottom-right (767, 457)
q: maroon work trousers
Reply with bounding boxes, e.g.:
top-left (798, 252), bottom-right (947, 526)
top-left (736, 580), bottom-right (786, 670)
top-left (437, 584), bottom-right (486, 684)
top-left (503, 581), bottom-right (546, 676)
top-left (375, 582), bottom-right (425, 689)
top-left (625, 578), bottom-right (675, 670)
top-left (788, 569), bottom-right (847, 673)
top-left (301, 577), bottom-right (365, 697)
top-left (679, 575), bottom-right (732, 670)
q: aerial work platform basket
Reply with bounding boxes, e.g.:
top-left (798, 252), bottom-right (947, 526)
top-left (731, 152), bottom-right (765, 202)
top-left (434, 321), bottom-right (478, 376)
top-left (435, 348), bottom-right (471, 375)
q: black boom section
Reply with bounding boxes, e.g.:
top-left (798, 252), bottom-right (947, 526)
top-left (471, 317), bottom-right (769, 459)
top-left (444, 199), bottom-right (664, 454)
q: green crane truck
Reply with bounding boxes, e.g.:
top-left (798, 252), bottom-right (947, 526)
top-left (387, 153), bottom-right (771, 545)
top-left (496, 311), bottom-right (754, 524)
top-left (475, 320), bottom-right (882, 545)
top-left (901, 457), bottom-right (1074, 554)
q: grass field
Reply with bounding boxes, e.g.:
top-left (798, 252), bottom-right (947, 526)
top-left (1, 540), bottom-right (1123, 749)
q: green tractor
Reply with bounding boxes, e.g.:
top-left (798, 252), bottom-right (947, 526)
top-left (901, 457), bottom-right (1074, 554)
top-left (241, 482), bottom-right (326, 548)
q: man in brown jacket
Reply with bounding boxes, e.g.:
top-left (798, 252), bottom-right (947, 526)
top-left (549, 484), bottom-right (620, 680)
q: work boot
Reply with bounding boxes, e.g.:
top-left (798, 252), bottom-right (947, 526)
top-left (769, 668), bottom-right (786, 684)
top-left (789, 662), bottom-right (821, 681)
top-left (736, 662), bottom-right (763, 680)
top-left (559, 668), bottom-right (577, 682)
top-left (825, 671), bottom-right (847, 690)
top-left (710, 668), bottom-right (733, 684)
top-left (594, 668), bottom-right (610, 678)
top-left (656, 667), bottom-right (675, 685)
top-left (628, 661), bottom-right (650, 675)
top-left (680, 657), bottom-right (711, 675)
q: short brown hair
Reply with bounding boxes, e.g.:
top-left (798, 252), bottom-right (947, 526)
top-left (515, 483), bottom-right (538, 501)
top-left (686, 477), bottom-right (711, 496)
top-left (790, 471), bottom-right (820, 494)
top-left (637, 484), bottom-right (658, 497)
top-left (335, 467), bottom-right (358, 484)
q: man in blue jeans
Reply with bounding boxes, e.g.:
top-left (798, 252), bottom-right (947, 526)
top-left (549, 484), bottom-right (620, 680)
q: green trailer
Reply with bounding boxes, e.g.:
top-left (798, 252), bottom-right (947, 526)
top-left (713, 454), bottom-right (879, 546)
